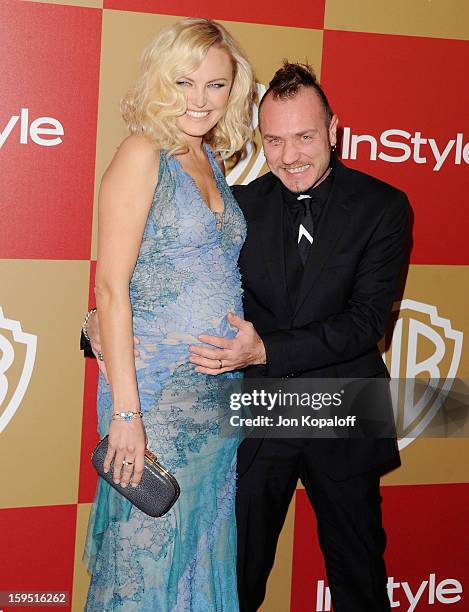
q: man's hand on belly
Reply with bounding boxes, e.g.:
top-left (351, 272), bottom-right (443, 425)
top-left (189, 312), bottom-right (266, 375)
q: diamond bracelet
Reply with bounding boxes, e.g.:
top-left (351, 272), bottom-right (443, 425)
top-left (112, 411), bottom-right (143, 422)
top-left (82, 307), bottom-right (97, 342)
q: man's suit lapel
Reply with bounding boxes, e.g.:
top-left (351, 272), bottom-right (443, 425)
top-left (293, 166), bottom-right (353, 318)
top-left (257, 180), bottom-right (289, 305)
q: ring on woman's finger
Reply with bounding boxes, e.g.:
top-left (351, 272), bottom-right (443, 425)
top-left (122, 460), bottom-right (134, 466)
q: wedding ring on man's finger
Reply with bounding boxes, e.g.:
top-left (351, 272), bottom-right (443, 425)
top-left (218, 359), bottom-right (223, 369)
top-left (97, 351), bottom-right (104, 361)
top-left (122, 460), bottom-right (133, 466)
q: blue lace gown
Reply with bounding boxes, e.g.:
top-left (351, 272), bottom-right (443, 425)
top-left (83, 145), bottom-right (246, 611)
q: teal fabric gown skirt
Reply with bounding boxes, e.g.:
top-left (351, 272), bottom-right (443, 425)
top-left (83, 145), bottom-right (246, 611)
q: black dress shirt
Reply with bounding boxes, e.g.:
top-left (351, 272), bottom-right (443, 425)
top-left (281, 165), bottom-right (335, 309)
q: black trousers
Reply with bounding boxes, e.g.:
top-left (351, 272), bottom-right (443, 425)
top-left (236, 438), bottom-right (391, 612)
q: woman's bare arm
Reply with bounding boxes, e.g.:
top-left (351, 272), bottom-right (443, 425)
top-left (95, 134), bottom-right (159, 486)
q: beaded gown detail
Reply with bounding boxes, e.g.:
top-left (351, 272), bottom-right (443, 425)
top-left (83, 145), bottom-right (246, 611)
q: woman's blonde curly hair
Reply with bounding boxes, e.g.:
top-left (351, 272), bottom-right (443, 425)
top-left (121, 17), bottom-right (256, 160)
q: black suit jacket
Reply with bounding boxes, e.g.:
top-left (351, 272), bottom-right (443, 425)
top-left (232, 159), bottom-right (412, 479)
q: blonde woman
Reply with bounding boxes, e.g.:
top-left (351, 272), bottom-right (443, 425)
top-left (83, 18), bottom-right (255, 610)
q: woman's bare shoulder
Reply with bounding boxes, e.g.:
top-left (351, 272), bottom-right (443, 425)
top-left (103, 134), bottom-right (160, 184)
top-left (114, 134), bottom-right (159, 165)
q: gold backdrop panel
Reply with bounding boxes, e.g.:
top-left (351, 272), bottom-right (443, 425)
top-left (383, 438), bottom-right (469, 486)
top-left (0, 259), bottom-right (90, 508)
top-left (211, 20), bottom-right (323, 86)
top-left (261, 495), bottom-right (296, 612)
top-left (92, 10), bottom-right (323, 257)
top-left (325, 0), bottom-right (469, 41)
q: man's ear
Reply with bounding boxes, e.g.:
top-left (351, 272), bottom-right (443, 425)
top-left (329, 114), bottom-right (339, 147)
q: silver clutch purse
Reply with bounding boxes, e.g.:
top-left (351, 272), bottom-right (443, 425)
top-left (92, 435), bottom-right (180, 517)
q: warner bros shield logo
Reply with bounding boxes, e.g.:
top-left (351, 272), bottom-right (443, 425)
top-left (0, 307), bottom-right (37, 434)
top-left (383, 299), bottom-right (463, 450)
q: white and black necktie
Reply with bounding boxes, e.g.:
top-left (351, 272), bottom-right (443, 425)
top-left (297, 194), bottom-right (315, 265)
